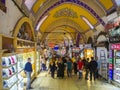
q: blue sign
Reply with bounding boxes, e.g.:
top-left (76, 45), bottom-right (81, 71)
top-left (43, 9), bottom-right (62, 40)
top-left (54, 46), bottom-right (59, 50)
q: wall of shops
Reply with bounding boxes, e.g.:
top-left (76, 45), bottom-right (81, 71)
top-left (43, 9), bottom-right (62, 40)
top-left (0, 0), bottom-right (23, 36)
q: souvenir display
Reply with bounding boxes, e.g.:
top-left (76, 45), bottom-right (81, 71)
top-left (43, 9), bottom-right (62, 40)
top-left (2, 55), bottom-right (23, 90)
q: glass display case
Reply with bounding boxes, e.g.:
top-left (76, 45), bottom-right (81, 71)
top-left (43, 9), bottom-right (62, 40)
top-left (114, 50), bottom-right (120, 83)
top-left (2, 54), bottom-right (18, 90)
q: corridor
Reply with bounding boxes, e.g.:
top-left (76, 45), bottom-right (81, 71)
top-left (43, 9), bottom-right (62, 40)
top-left (30, 72), bottom-right (120, 90)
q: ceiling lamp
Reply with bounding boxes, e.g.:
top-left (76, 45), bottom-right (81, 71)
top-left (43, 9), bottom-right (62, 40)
top-left (82, 17), bottom-right (94, 29)
top-left (36, 15), bottom-right (48, 31)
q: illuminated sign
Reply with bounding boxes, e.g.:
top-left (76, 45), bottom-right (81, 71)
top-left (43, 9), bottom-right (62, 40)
top-left (111, 44), bottom-right (120, 50)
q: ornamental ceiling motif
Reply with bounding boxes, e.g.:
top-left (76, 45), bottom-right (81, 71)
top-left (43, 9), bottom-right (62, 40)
top-left (15, 0), bottom-right (117, 44)
top-left (53, 7), bottom-right (78, 18)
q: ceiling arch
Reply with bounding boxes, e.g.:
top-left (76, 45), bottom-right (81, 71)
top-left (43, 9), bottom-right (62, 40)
top-left (43, 27), bottom-right (75, 41)
top-left (45, 30), bottom-right (73, 45)
top-left (41, 25), bottom-right (76, 43)
top-left (35, 0), bottom-right (106, 31)
top-left (42, 18), bottom-right (82, 33)
top-left (40, 3), bottom-right (99, 32)
top-left (14, 0), bottom-right (117, 45)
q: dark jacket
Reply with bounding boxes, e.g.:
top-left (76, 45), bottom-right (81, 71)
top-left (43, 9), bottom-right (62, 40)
top-left (50, 64), bottom-right (56, 72)
top-left (89, 60), bottom-right (98, 71)
top-left (84, 61), bottom-right (89, 69)
top-left (24, 62), bottom-right (33, 72)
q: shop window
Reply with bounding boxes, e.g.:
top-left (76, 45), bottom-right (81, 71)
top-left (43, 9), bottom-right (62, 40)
top-left (0, 0), bottom-right (6, 12)
top-left (17, 22), bottom-right (33, 41)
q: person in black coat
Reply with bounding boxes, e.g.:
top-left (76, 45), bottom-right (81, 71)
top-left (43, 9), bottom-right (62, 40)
top-left (57, 61), bottom-right (61, 77)
top-left (84, 58), bottom-right (90, 80)
top-left (73, 61), bottom-right (78, 75)
top-left (89, 57), bottom-right (98, 81)
top-left (57, 60), bottom-right (65, 78)
top-left (50, 62), bottom-right (56, 78)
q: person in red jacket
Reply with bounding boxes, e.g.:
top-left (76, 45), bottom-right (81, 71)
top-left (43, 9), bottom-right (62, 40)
top-left (77, 58), bottom-right (84, 79)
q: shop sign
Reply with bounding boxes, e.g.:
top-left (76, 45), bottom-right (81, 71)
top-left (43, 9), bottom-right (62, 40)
top-left (111, 44), bottom-right (120, 50)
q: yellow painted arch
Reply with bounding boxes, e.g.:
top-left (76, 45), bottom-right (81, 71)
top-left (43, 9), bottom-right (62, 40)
top-left (13, 17), bottom-right (35, 41)
top-left (40, 3), bottom-right (98, 32)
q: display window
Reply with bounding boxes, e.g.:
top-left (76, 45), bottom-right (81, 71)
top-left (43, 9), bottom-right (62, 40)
top-left (113, 50), bottom-right (120, 83)
top-left (97, 47), bottom-right (108, 79)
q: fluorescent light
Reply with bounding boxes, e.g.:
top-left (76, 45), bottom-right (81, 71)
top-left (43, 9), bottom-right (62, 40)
top-left (82, 17), bottom-right (94, 29)
top-left (115, 0), bottom-right (120, 6)
top-left (36, 15), bottom-right (48, 31)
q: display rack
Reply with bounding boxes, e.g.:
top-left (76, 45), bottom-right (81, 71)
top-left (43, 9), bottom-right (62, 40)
top-left (100, 50), bottom-right (108, 79)
top-left (0, 34), bottom-right (37, 90)
top-left (114, 51), bottom-right (120, 83)
top-left (16, 53), bottom-right (24, 90)
top-left (2, 53), bottom-right (18, 90)
top-left (14, 38), bottom-right (36, 89)
top-left (0, 17), bottom-right (40, 90)
top-left (0, 34), bottom-right (17, 90)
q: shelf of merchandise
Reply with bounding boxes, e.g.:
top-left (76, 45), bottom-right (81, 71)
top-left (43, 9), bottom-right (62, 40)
top-left (114, 63), bottom-right (120, 83)
top-left (2, 53), bottom-right (18, 90)
top-left (14, 38), bottom-right (36, 90)
top-left (3, 81), bottom-right (18, 90)
top-left (0, 35), bottom-right (36, 90)
top-left (0, 34), bottom-right (18, 90)
top-left (100, 59), bottom-right (108, 79)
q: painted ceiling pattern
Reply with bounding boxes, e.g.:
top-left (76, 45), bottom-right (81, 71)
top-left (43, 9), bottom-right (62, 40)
top-left (53, 7), bottom-right (78, 18)
top-left (16, 0), bottom-right (117, 44)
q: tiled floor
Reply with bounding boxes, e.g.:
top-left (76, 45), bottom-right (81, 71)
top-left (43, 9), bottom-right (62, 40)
top-left (30, 71), bottom-right (120, 90)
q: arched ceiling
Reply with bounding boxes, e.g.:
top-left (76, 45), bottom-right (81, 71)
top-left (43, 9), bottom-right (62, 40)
top-left (40, 3), bottom-right (98, 32)
top-left (15, 0), bottom-right (117, 45)
top-left (45, 30), bottom-right (72, 45)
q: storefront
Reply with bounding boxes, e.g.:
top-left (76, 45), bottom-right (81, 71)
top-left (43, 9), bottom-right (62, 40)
top-left (0, 17), bottom-right (39, 90)
top-left (108, 17), bottom-right (120, 83)
top-left (96, 32), bottom-right (109, 80)
top-left (109, 44), bottom-right (120, 83)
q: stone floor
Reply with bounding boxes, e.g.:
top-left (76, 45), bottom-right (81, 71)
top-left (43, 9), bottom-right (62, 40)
top-left (29, 71), bottom-right (120, 90)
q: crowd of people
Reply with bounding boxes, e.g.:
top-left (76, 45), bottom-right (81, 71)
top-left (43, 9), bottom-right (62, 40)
top-left (24, 54), bottom-right (99, 90)
top-left (42, 55), bottom-right (99, 81)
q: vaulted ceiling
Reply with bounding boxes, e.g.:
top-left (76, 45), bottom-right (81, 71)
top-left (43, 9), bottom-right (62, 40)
top-left (15, 0), bottom-right (117, 45)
